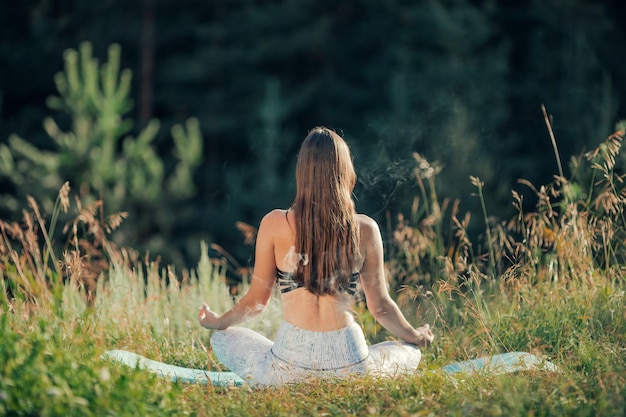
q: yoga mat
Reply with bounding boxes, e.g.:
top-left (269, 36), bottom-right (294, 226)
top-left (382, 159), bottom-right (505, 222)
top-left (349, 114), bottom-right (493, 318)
top-left (101, 349), bottom-right (245, 386)
top-left (102, 349), bottom-right (557, 386)
top-left (439, 351), bottom-right (558, 375)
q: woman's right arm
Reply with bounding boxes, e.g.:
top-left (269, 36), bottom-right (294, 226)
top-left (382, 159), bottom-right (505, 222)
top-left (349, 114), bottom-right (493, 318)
top-left (358, 216), bottom-right (434, 347)
top-left (199, 211), bottom-right (278, 330)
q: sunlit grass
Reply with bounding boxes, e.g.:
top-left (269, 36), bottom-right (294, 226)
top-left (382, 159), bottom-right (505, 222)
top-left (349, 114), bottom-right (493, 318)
top-left (1, 127), bottom-right (626, 416)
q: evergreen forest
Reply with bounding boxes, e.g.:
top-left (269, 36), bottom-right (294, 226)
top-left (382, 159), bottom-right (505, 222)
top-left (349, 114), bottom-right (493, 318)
top-left (1, 0), bottom-right (626, 271)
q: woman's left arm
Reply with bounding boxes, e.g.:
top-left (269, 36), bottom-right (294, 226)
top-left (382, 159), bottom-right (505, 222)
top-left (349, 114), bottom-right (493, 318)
top-left (199, 212), bottom-right (278, 330)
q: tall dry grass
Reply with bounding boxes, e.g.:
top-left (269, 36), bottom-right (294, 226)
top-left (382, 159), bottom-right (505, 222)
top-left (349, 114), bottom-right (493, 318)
top-left (0, 184), bottom-right (282, 369)
top-left (1, 125), bottom-right (625, 416)
top-left (382, 126), bottom-right (626, 369)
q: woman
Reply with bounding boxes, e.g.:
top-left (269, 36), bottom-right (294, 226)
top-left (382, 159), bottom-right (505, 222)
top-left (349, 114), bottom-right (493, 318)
top-left (199, 127), bottom-right (434, 386)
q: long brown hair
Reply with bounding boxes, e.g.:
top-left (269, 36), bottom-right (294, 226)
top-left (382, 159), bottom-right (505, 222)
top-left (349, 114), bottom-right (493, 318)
top-left (291, 127), bottom-right (361, 295)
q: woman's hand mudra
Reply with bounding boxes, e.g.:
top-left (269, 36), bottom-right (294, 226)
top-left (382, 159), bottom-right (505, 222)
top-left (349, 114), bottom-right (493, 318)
top-left (198, 303), bottom-right (220, 329)
top-left (414, 324), bottom-right (435, 347)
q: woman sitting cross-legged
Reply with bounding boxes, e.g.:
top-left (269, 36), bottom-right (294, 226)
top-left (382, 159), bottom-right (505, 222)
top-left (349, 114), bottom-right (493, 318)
top-left (198, 126), bottom-right (434, 387)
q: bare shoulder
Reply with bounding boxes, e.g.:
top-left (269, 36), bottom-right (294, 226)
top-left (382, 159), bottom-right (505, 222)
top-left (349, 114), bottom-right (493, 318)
top-left (261, 208), bottom-right (288, 224)
top-left (259, 209), bottom-right (290, 235)
top-left (355, 214), bottom-right (383, 271)
top-left (355, 213), bottom-right (381, 238)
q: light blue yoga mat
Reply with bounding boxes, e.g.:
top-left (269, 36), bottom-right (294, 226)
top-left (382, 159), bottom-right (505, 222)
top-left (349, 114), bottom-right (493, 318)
top-left (439, 351), bottom-right (558, 375)
top-left (101, 350), bottom-right (245, 386)
top-left (102, 349), bottom-right (557, 386)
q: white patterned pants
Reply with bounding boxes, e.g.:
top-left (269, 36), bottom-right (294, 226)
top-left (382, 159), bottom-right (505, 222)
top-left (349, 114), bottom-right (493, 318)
top-left (211, 321), bottom-right (422, 386)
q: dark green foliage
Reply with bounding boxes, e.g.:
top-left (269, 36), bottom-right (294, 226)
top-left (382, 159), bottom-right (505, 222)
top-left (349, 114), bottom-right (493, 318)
top-left (1, 0), bottom-right (626, 268)
top-left (0, 42), bottom-right (203, 266)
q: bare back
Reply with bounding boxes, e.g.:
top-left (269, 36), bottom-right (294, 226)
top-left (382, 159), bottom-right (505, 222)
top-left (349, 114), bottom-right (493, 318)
top-left (267, 209), bottom-right (368, 332)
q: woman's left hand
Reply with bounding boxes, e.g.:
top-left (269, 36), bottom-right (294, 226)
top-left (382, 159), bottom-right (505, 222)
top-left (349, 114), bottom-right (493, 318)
top-left (198, 303), bottom-right (221, 329)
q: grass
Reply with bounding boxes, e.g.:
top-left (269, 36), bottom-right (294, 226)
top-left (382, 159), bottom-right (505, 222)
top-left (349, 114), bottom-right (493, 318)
top-left (1, 128), bottom-right (626, 416)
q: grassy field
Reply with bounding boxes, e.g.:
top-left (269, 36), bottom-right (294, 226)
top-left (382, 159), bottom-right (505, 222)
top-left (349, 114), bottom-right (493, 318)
top-left (2, 129), bottom-right (626, 416)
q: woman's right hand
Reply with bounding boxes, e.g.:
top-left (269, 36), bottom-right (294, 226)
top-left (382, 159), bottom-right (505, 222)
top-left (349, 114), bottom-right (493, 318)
top-left (198, 303), bottom-right (221, 329)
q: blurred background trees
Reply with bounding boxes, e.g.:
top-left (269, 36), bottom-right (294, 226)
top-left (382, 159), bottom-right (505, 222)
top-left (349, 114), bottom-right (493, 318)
top-left (1, 0), bottom-right (625, 270)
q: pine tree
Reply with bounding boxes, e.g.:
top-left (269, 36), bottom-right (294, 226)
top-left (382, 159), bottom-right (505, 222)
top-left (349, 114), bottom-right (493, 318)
top-left (0, 43), bottom-right (202, 265)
